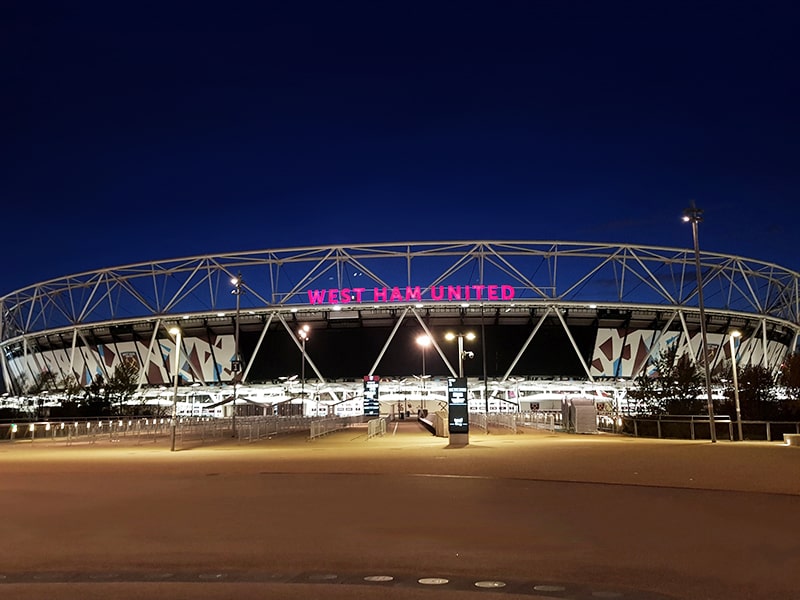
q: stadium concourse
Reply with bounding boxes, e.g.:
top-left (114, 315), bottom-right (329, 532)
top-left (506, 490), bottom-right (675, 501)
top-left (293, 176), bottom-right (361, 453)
top-left (1, 419), bottom-right (799, 600)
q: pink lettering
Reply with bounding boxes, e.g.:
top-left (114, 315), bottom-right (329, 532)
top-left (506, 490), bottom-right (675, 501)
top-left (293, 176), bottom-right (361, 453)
top-left (308, 289), bottom-right (326, 304)
top-left (405, 286), bottom-right (422, 301)
top-left (311, 284), bottom-right (514, 304)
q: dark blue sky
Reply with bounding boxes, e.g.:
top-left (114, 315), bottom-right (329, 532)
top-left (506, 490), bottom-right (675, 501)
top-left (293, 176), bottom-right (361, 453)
top-left (2, 1), bottom-right (799, 293)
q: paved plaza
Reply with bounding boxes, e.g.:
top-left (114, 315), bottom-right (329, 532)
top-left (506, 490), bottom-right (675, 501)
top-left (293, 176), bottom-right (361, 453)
top-left (1, 421), bottom-right (799, 600)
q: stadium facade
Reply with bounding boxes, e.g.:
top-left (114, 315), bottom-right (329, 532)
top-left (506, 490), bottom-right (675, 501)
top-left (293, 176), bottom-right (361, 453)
top-left (2, 241), bottom-right (799, 414)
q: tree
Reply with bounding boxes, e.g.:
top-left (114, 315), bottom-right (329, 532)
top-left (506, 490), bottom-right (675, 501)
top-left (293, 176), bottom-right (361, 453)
top-left (662, 352), bottom-right (705, 414)
top-left (628, 342), bottom-right (704, 415)
top-left (25, 370), bottom-right (58, 395)
top-left (778, 352), bottom-right (800, 401)
top-left (107, 359), bottom-right (140, 415)
top-left (627, 369), bottom-right (664, 415)
top-left (83, 374), bottom-right (111, 416)
top-left (58, 374), bottom-right (83, 402)
top-left (737, 364), bottom-right (776, 420)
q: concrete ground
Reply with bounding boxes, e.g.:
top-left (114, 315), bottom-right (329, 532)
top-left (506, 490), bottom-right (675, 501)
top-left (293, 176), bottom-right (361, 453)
top-left (1, 420), bottom-right (799, 600)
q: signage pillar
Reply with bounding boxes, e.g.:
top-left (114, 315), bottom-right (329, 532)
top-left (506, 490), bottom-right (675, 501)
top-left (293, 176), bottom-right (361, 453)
top-left (363, 375), bottom-right (380, 418)
top-left (448, 377), bottom-right (469, 445)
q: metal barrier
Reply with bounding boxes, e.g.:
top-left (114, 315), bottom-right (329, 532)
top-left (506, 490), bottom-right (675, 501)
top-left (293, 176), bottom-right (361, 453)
top-left (469, 413), bottom-right (487, 431)
top-left (367, 417), bottom-right (387, 439)
top-left (488, 413), bottom-right (517, 433)
top-left (622, 416), bottom-right (800, 441)
top-left (518, 411), bottom-right (558, 432)
top-left (308, 416), bottom-right (357, 440)
top-left (236, 416), bottom-right (278, 443)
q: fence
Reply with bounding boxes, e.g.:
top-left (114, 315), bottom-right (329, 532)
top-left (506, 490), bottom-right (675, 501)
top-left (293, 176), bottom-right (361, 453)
top-left (367, 417), bottom-right (387, 439)
top-left (0, 416), bottom-right (316, 447)
top-left (236, 416), bottom-right (315, 443)
top-left (490, 413), bottom-right (518, 433)
top-left (1, 418), bottom-right (179, 444)
top-left (622, 416), bottom-right (800, 441)
top-left (518, 411), bottom-right (558, 432)
top-left (308, 416), bottom-right (359, 440)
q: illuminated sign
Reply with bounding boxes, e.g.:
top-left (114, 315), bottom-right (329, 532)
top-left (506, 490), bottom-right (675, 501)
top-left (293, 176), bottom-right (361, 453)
top-left (447, 377), bottom-right (469, 435)
top-left (363, 375), bottom-right (380, 417)
top-left (307, 285), bottom-right (515, 306)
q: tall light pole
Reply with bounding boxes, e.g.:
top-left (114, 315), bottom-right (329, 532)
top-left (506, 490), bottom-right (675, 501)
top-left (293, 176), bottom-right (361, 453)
top-left (416, 334), bottom-right (430, 410)
top-left (230, 273), bottom-right (244, 438)
top-left (298, 324), bottom-right (310, 412)
top-left (683, 202), bottom-right (716, 443)
top-left (445, 331), bottom-right (475, 445)
top-left (445, 331), bottom-right (475, 378)
top-left (729, 330), bottom-right (743, 441)
top-left (168, 327), bottom-right (181, 452)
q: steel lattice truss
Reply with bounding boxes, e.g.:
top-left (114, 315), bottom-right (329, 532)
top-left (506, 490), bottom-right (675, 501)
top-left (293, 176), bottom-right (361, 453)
top-left (3, 240), bottom-right (800, 342)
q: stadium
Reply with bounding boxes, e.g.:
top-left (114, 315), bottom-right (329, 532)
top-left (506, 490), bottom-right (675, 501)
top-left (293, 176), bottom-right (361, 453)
top-left (2, 240), bottom-right (799, 419)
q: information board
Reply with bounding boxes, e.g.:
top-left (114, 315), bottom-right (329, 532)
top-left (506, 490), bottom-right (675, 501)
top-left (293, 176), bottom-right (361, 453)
top-left (363, 375), bottom-right (380, 417)
top-left (447, 377), bottom-right (469, 434)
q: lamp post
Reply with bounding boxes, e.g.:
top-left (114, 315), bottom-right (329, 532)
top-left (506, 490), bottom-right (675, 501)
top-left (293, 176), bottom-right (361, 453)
top-left (729, 330), bottom-right (743, 441)
top-left (445, 331), bottom-right (475, 445)
top-left (230, 273), bottom-right (244, 438)
top-left (446, 331), bottom-right (475, 377)
top-left (298, 324), bottom-right (310, 412)
top-left (683, 203), bottom-right (717, 443)
top-left (416, 334), bottom-right (430, 410)
top-left (168, 327), bottom-right (181, 452)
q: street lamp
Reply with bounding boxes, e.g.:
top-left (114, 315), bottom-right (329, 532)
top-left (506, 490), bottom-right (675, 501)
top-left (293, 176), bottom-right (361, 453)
top-left (683, 203), bottom-right (717, 443)
top-left (298, 324), bottom-right (310, 411)
top-left (445, 331), bottom-right (476, 378)
top-left (416, 334), bottom-right (430, 410)
top-left (230, 273), bottom-right (244, 438)
top-left (729, 330), bottom-right (743, 441)
top-left (168, 327), bottom-right (181, 452)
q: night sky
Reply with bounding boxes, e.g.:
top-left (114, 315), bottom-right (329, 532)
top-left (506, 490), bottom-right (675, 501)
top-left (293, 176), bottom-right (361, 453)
top-left (3, 1), bottom-right (799, 295)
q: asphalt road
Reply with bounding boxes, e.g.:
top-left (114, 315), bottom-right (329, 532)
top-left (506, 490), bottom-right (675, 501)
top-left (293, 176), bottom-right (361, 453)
top-left (1, 420), bottom-right (799, 600)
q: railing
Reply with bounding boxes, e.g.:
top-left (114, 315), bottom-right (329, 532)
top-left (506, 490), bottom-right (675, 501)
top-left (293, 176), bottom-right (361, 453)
top-left (622, 416), bottom-right (800, 441)
top-left (0, 415), bottom-right (320, 447)
top-left (308, 416), bottom-right (358, 440)
top-left (518, 411), bottom-right (558, 432)
top-left (367, 417), bottom-right (387, 439)
top-left (489, 413), bottom-right (518, 433)
top-left (236, 416), bottom-right (315, 442)
top-left (1, 418), bottom-right (165, 443)
top-left (469, 413), bottom-right (487, 431)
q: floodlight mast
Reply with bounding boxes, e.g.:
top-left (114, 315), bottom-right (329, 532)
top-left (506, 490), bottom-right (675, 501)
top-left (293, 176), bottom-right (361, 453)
top-left (298, 325), bottom-right (310, 410)
top-left (230, 273), bottom-right (244, 438)
top-left (683, 203), bottom-right (716, 443)
top-left (168, 327), bottom-right (181, 452)
top-left (729, 330), bottom-right (743, 441)
top-left (416, 334), bottom-right (431, 410)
